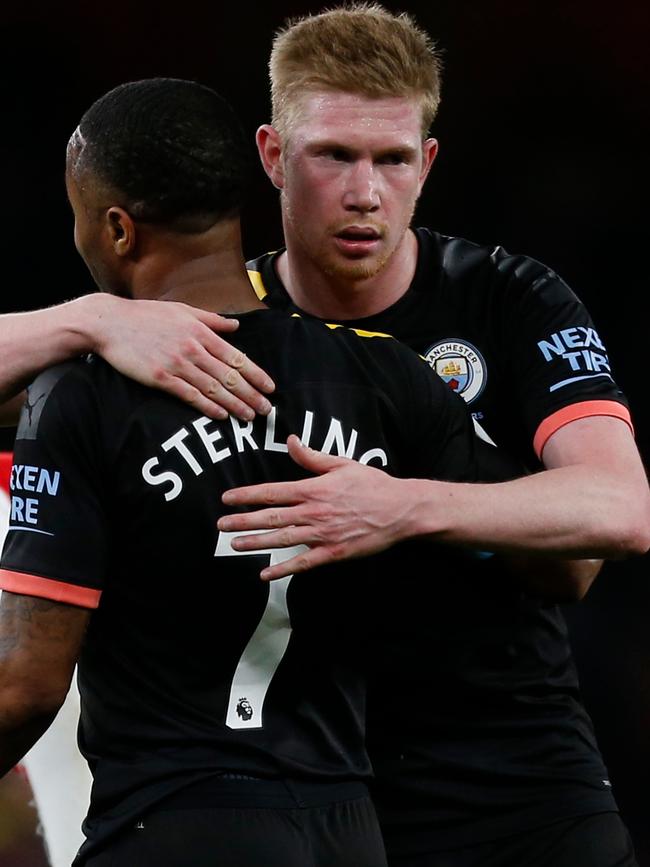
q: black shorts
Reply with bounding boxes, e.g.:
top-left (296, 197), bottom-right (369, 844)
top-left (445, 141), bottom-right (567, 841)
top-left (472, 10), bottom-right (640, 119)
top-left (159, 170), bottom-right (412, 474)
top-left (385, 812), bottom-right (638, 867)
top-left (82, 778), bottom-right (388, 867)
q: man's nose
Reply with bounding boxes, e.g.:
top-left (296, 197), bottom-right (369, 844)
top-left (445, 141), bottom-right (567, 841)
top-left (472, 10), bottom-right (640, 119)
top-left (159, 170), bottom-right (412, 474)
top-left (343, 160), bottom-right (380, 212)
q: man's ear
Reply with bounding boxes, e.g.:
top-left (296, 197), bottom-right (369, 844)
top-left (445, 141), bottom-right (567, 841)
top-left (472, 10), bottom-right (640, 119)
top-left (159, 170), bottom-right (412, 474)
top-left (105, 207), bottom-right (136, 256)
top-left (418, 138), bottom-right (439, 192)
top-left (256, 125), bottom-right (285, 190)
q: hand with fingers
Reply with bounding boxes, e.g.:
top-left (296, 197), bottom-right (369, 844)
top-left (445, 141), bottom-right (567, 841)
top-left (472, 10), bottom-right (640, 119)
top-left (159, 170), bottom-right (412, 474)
top-left (95, 298), bottom-right (275, 420)
top-left (218, 435), bottom-right (414, 580)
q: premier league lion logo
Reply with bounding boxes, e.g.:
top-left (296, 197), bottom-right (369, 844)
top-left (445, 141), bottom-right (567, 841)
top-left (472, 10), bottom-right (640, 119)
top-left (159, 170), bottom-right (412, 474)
top-left (236, 697), bottom-right (253, 721)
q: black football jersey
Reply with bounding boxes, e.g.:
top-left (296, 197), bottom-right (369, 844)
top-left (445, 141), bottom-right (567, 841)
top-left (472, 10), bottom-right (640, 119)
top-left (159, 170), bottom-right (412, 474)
top-left (0, 308), bottom-right (485, 857)
top-left (247, 228), bottom-right (630, 467)
top-left (246, 231), bottom-right (628, 851)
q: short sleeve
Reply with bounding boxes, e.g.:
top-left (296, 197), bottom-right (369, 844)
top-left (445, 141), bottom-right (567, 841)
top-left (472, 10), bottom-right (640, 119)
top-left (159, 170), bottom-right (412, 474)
top-left (0, 362), bottom-right (109, 608)
top-left (499, 263), bottom-right (632, 458)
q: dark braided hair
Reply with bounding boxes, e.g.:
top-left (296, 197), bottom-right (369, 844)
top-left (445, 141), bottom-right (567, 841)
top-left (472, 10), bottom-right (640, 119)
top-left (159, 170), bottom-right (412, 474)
top-left (69, 78), bottom-right (252, 232)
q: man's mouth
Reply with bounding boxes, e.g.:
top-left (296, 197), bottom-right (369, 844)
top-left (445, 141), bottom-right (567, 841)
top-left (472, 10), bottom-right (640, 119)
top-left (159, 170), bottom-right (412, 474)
top-left (334, 226), bottom-right (382, 255)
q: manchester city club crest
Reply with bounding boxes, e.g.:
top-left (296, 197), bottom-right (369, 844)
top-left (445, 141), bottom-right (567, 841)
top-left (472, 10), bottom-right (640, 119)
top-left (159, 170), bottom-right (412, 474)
top-left (424, 339), bottom-right (487, 404)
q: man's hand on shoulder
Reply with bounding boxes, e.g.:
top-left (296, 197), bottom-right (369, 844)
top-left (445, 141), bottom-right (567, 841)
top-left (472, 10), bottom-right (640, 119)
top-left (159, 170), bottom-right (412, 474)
top-left (88, 295), bottom-right (275, 421)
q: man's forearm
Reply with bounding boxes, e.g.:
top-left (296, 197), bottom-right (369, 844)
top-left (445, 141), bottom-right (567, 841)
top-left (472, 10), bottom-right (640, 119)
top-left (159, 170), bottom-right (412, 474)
top-left (0, 701), bottom-right (58, 777)
top-left (218, 424), bottom-right (650, 582)
top-left (0, 295), bottom-right (104, 405)
top-left (406, 464), bottom-right (650, 559)
top-left (1, 293), bottom-right (274, 424)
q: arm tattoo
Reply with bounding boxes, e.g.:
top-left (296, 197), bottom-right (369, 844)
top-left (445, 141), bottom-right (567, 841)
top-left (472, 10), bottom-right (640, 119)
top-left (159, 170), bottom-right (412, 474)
top-left (12, 595), bottom-right (61, 620)
top-left (0, 591), bottom-right (90, 658)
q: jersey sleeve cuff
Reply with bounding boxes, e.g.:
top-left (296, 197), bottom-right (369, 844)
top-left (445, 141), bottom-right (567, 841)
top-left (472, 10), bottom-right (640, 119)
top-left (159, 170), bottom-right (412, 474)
top-left (533, 400), bottom-right (634, 460)
top-left (0, 569), bottom-right (101, 609)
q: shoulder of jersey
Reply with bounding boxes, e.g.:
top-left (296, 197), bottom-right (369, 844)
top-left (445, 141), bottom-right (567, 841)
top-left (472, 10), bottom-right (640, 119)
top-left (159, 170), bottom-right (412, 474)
top-left (27, 354), bottom-right (133, 412)
top-left (16, 356), bottom-right (106, 440)
top-left (426, 227), bottom-right (555, 287)
top-left (28, 355), bottom-right (98, 395)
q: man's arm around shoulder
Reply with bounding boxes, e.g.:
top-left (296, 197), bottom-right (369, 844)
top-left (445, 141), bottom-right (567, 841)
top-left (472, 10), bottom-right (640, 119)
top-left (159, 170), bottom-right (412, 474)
top-left (217, 416), bottom-right (650, 582)
top-left (0, 294), bottom-right (274, 424)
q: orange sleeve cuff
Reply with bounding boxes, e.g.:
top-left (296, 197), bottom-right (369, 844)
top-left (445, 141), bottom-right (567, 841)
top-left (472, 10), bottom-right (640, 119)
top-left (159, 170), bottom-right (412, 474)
top-left (0, 569), bottom-right (101, 609)
top-left (533, 400), bottom-right (633, 460)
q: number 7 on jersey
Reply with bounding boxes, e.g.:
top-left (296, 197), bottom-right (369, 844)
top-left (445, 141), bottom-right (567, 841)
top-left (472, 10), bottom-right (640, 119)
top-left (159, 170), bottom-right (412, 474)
top-left (215, 530), bottom-right (308, 730)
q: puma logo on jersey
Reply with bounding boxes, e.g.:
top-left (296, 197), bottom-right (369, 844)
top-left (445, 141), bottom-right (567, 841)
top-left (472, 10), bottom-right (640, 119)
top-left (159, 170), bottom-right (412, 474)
top-left (24, 392), bottom-right (46, 426)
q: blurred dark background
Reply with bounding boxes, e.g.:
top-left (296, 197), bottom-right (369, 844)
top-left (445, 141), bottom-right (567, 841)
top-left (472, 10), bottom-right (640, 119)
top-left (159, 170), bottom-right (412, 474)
top-left (0, 0), bottom-right (648, 863)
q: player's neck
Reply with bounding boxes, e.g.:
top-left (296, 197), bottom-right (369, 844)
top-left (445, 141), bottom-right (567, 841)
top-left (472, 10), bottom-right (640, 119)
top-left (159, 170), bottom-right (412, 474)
top-left (130, 219), bottom-right (265, 314)
top-left (277, 228), bottom-right (418, 321)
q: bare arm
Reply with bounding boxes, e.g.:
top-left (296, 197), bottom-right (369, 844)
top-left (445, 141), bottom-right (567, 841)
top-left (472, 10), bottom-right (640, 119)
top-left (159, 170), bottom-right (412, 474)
top-left (0, 591), bottom-right (90, 777)
top-left (411, 416), bottom-right (650, 557)
top-left (217, 418), bottom-right (650, 582)
top-left (0, 294), bottom-right (274, 424)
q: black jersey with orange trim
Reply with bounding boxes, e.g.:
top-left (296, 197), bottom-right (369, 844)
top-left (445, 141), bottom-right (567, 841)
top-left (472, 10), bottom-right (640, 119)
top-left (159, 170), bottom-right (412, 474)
top-left (246, 231), bottom-right (624, 852)
top-left (0, 308), bottom-right (485, 860)
top-left (247, 228), bottom-right (631, 468)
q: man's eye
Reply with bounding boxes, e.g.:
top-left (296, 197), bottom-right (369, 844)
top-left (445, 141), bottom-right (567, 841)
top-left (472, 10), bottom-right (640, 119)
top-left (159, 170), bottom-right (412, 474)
top-left (322, 149), bottom-right (351, 162)
top-left (378, 153), bottom-right (406, 165)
